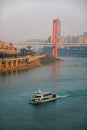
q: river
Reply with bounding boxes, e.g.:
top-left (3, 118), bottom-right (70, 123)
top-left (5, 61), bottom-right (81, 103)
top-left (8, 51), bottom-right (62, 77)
top-left (0, 57), bottom-right (87, 130)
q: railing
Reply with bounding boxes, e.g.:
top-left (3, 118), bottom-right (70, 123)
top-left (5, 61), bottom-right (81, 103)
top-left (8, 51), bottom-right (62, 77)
top-left (14, 42), bottom-right (87, 47)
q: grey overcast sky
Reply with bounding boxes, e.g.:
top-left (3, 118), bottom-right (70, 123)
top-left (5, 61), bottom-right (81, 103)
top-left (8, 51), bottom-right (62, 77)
top-left (0, 0), bottom-right (87, 42)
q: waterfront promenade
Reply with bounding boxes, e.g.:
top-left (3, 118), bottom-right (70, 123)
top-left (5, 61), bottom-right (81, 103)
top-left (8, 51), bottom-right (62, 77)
top-left (0, 54), bottom-right (45, 72)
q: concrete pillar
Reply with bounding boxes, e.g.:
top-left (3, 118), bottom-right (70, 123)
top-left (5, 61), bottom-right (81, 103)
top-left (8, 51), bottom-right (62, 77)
top-left (6, 60), bottom-right (9, 69)
top-left (29, 57), bottom-right (31, 62)
top-left (11, 60), bottom-right (13, 68)
top-left (21, 58), bottom-right (25, 65)
top-left (26, 58), bottom-right (29, 63)
top-left (16, 60), bottom-right (18, 66)
top-left (28, 58), bottom-right (30, 62)
top-left (27, 58), bottom-right (29, 63)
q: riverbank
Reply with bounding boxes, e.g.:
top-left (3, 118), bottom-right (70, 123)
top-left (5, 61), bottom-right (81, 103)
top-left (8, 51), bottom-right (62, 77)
top-left (0, 54), bottom-right (63, 72)
top-left (40, 55), bottom-right (63, 66)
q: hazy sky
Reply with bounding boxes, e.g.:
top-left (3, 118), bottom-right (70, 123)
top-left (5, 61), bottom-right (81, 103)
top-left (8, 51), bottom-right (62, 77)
top-left (0, 0), bottom-right (87, 42)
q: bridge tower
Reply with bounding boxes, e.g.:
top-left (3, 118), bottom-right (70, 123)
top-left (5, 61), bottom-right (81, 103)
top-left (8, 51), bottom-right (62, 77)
top-left (52, 19), bottom-right (58, 58)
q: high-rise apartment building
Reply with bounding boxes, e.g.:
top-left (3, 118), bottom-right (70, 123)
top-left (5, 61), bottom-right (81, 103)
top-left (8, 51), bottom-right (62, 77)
top-left (58, 19), bottom-right (61, 41)
top-left (78, 32), bottom-right (87, 44)
top-left (83, 32), bottom-right (87, 44)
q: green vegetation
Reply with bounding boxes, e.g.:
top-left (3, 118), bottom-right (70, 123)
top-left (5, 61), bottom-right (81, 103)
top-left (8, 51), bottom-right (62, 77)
top-left (40, 55), bottom-right (63, 65)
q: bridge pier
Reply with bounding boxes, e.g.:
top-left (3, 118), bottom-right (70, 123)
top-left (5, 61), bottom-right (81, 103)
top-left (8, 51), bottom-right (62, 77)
top-left (52, 19), bottom-right (58, 58)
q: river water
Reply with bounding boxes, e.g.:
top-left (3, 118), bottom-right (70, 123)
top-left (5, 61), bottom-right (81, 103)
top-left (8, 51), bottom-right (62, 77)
top-left (0, 57), bottom-right (87, 130)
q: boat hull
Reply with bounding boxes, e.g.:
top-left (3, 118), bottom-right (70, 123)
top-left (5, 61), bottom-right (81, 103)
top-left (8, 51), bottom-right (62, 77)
top-left (30, 95), bottom-right (59, 105)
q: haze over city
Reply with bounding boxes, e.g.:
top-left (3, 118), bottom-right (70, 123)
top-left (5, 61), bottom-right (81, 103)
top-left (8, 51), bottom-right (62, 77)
top-left (0, 0), bottom-right (87, 42)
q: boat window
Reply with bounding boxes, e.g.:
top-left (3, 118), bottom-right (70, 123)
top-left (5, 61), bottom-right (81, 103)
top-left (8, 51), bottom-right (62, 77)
top-left (43, 93), bottom-right (52, 97)
top-left (35, 95), bottom-right (41, 98)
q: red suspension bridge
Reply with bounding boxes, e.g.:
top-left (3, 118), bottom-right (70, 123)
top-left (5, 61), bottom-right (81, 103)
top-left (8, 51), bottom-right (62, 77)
top-left (14, 18), bottom-right (87, 57)
top-left (0, 19), bottom-right (87, 57)
top-left (14, 19), bottom-right (58, 58)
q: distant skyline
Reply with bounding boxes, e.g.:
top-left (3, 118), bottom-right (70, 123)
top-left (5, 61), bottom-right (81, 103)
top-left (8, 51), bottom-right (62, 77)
top-left (0, 0), bottom-right (87, 42)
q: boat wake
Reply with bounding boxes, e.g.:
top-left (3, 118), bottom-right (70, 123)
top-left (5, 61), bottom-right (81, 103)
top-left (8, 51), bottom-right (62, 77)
top-left (66, 90), bottom-right (87, 98)
top-left (58, 95), bottom-right (68, 98)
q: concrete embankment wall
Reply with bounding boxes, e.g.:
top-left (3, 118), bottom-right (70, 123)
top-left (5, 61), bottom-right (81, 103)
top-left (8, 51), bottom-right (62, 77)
top-left (0, 54), bottom-right (45, 72)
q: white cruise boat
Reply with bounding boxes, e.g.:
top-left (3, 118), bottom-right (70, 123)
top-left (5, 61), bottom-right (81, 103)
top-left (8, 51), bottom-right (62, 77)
top-left (30, 89), bottom-right (59, 104)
